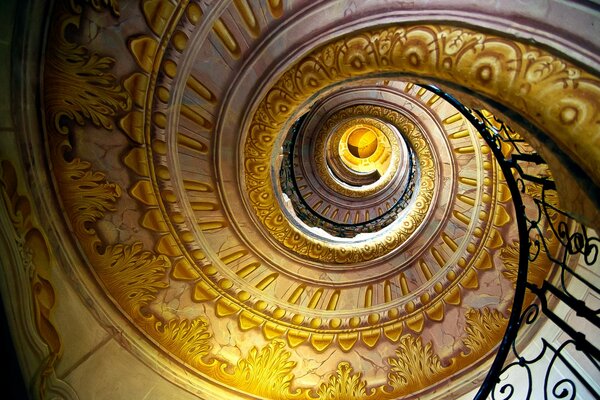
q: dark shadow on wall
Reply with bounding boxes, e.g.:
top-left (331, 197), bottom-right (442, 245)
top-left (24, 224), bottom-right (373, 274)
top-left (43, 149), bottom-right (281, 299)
top-left (0, 294), bottom-right (29, 400)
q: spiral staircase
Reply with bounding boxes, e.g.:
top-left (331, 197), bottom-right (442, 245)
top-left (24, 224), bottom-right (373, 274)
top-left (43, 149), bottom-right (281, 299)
top-left (0, 1), bottom-right (598, 399)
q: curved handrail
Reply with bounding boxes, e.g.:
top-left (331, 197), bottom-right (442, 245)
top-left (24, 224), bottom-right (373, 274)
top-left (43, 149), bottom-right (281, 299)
top-left (421, 85), bottom-right (600, 400)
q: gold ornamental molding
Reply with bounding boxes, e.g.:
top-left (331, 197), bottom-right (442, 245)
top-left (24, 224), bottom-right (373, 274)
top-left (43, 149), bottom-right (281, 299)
top-left (242, 24), bottom-right (600, 196)
top-left (0, 160), bottom-right (63, 399)
top-left (36, 0), bottom-right (581, 398)
top-left (121, 31), bottom-right (505, 365)
top-left (242, 25), bottom-right (600, 262)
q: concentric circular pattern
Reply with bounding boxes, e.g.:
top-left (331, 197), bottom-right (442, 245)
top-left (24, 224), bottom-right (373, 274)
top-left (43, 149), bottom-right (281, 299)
top-left (249, 97), bottom-right (437, 263)
top-left (40, 1), bottom-right (575, 398)
top-left (280, 104), bottom-right (417, 239)
top-left (317, 110), bottom-right (406, 198)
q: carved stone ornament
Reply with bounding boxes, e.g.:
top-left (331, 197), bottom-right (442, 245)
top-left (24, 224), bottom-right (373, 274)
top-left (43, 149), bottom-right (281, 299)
top-left (29, 0), bottom-right (594, 398)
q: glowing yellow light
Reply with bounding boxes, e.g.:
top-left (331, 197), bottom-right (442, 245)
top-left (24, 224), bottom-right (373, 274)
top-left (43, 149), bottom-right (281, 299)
top-left (337, 123), bottom-right (392, 176)
top-left (347, 127), bottom-right (378, 158)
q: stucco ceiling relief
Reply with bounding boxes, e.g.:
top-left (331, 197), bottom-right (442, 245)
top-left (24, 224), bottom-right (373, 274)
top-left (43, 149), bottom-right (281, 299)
top-left (0, 0), bottom-right (590, 398)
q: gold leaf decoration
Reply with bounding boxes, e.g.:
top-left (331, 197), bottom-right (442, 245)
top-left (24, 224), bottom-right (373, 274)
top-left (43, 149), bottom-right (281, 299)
top-left (500, 240), bottom-right (548, 288)
top-left (37, 0), bottom-right (594, 394)
top-left (500, 240), bottom-right (521, 284)
top-left (71, 0), bottom-right (121, 16)
top-left (56, 158), bottom-right (121, 237)
top-left (317, 362), bottom-right (368, 400)
top-left (45, 6), bottom-right (130, 133)
top-left (525, 180), bottom-right (559, 222)
top-left (245, 23), bottom-right (600, 264)
top-left (154, 318), bottom-right (212, 368)
top-left (91, 242), bottom-right (169, 316)
top-left (462, 308), bottom-right (507, 357)
top-left (387, 334), bottom-right (447, 392)
top-left (231, 340), bottom-right (299, 399)
top-left (313, 106), bottom-right (430, 202)
top-left (1, 160), bottom-right (62, 398)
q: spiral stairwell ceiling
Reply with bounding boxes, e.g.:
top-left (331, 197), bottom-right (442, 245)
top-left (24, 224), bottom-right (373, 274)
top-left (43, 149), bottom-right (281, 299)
top-left (0, 0), bottom-right (599, 399)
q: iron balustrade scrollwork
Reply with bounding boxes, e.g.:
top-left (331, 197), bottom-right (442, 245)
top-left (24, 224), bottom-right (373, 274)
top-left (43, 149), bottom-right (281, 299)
top-left (422, 85), bottom-right (599, 400)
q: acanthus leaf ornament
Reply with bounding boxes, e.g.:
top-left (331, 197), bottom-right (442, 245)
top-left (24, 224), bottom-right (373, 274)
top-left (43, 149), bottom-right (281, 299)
top-left (462, 308), bottom-right (508, 358)
top-left (0, 160), bottom-right (66, 398)
top-left (45, 3), bottom-right (131, 133)
top-left (316, 362), bottom-right (369, 400)
top-left (36, 0), bottom-right (587, 397)
top-left (387, 334), bottom-right (448, 393)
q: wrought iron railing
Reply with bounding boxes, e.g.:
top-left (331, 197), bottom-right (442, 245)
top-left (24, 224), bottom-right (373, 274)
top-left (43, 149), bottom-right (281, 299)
top-left (423, 85), bottom-right (600, 400)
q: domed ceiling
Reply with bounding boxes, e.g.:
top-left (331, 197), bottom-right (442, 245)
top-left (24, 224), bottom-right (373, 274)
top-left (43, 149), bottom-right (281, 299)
top-left (1, 0), bottom-right (599, 399)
